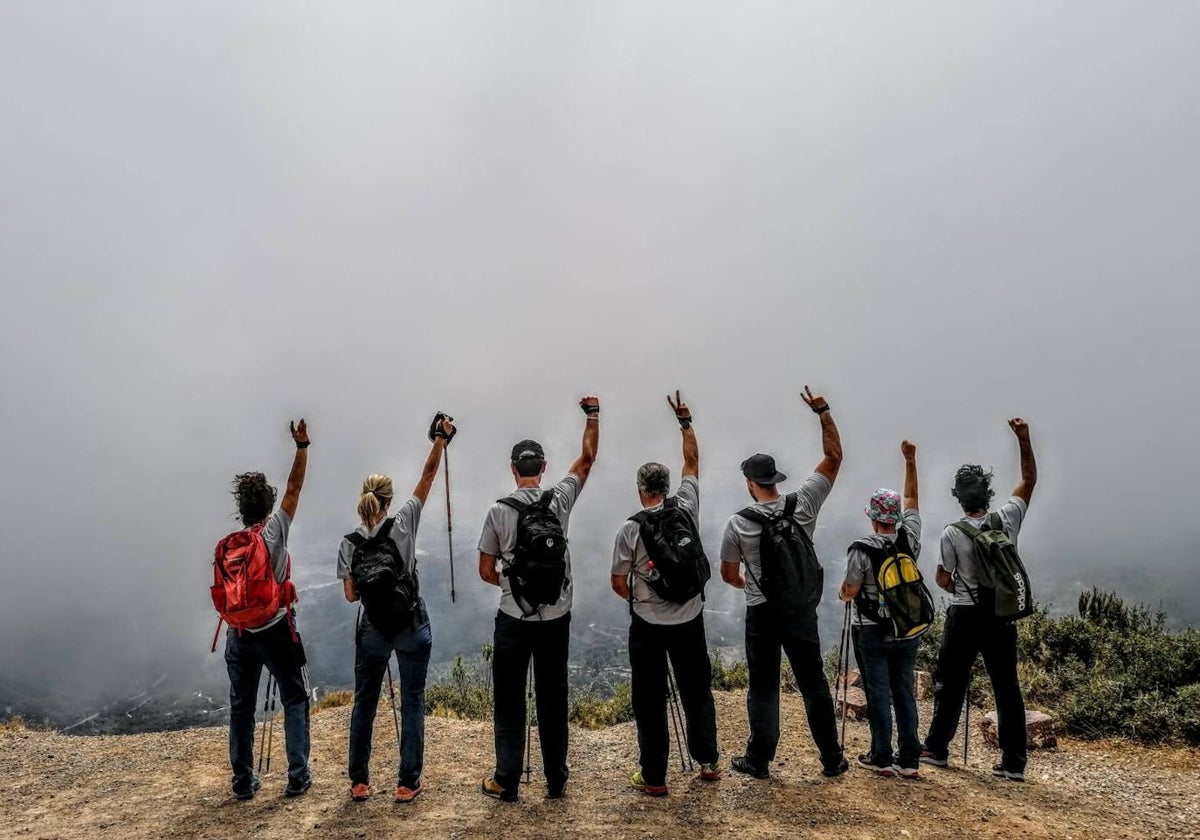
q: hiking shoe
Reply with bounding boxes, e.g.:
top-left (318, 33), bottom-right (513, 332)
top-left (991, 763), bottom-right (1026, 783)
top-left (284, 776), bottom-right (313, 798)
top-left (395, 782), bottom-right (422, 803)
top-left (919, 748), bottom-right (949, 767)
top-left (481, 777), bottom-right (517, 803)
top-left (630, 770), bottom-right (669, 797)
top-left (730, 756), bottom-right (769, 779)
top-left (892, 765), bottom-right (921, 780)
top-left (822, 757), bottom-right (850, 778)
top-left (547, 784), bottom-right (566, 800)
top-left (350, 783), bottom-right (371, 801)
top-left (233, 774), bottom-right (262, 801)
top-left (856, 753), bottom-right (897, 777)
top-left (697, 762), bottom-right (721, 782)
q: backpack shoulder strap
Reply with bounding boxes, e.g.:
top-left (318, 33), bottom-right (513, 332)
top-left (737, 506), bottom-right (771, 525)
top-left (538, 490), bottom-right (555, 506)
top-left (496, 496), bottom-right (528, 513)
top-left (950, 520), bottom-right (983, 540)
top-left (783, 492), bottom-right (799, 519)
top-left (663, 496), bottom-right (679, 510)
top-left (629, 510), bottom-right (653, 525)
top-left (985, 512), bottom-right (1003, 532)
top-left (849, 539), bottom-right (886, 560)
top-left (345, 531), bottom-right (367, 547)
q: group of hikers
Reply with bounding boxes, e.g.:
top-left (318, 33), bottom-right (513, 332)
top-left (211, 387), bottom-right (1038, 804)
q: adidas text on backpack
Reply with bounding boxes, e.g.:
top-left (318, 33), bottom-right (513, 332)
top-left (848, 529), bottom-right (935, 639)
top-left (630, 496), bottom-right (711, 604)
top-left (498, 491), bottom-right (568, 616)
top-left (950, 513), bottom-right (1034, 621)
top-left (346, 517), bottom-right (421, 636)
top-left (212, 523), bottom-right (297, 632)
top-left (738, 493), bottom-right (824, 617)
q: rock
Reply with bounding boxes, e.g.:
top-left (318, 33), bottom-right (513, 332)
top-left (978, 710), bottom-right (1057, 749)
top-left (835, 686), bottom-right (869, 721)
top-left (913, 670), bottom-right (933, 700)
top-left (843, 669), bottom-right (863, 688)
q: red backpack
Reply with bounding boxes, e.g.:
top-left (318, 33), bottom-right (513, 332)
top-left (210, 523), bottom-right (297, 646)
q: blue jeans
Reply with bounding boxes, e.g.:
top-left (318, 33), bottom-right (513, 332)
top-left (225, 618), bottom-right (311, 792)
top-left (852, 622), bottom-right (920, 768)
top-left (349, 609), bottom-right (433, 788)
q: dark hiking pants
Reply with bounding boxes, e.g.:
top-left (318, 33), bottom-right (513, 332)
top-left (348, 613), bottom-right (433, 789)
top-left (744, 603), bottom-right (843, 770)
top-left (629, 612), bottom-right (720, 786)
top-left (492, 610), bottom-right (571, 796)
top-left (852, 622), bottom-right (920, 769)
top-left (923, 604), bottom-right (1027, 772)
top-left (225, 618), bottom-right (311, 793)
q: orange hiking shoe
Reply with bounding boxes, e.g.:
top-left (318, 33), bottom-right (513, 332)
top-left (350, 783), bottom-right (371, 802)
top-left (481, 777), bottom-right (517, 802)
top-left (697, 762), bottom-right (721, 782)
top-left (395, 782), bottom-right (423, 803)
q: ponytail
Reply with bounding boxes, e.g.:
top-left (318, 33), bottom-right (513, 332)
top-left (357, 474), bottom-right (394, 530)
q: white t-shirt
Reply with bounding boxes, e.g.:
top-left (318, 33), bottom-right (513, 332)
top-left (939, 497), bottom-right (1028, 607)
top-left (610, 475), bottom-right (704, 626)
top-left (478, 473), bottom-right (583, 621)
top-left (718, 473), bottom-right (832, 608)
top-left (843, 509), bottom-right (922, 626)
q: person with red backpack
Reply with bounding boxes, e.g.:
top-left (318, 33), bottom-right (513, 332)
top-left (338, 413), bottom-right (455, 805)
top-left (212, 419), bottom-right (311, 800)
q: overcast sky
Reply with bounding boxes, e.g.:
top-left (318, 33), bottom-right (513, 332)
top-left (2, 1), bottom-right (1198, 697)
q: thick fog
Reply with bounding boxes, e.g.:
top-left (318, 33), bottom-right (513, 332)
top-left (2, 2), bottom-right (1199, 707)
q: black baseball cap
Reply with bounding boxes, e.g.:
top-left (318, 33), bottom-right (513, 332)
top-left (511, 439), bottom-right (545, 462)
top-left (741, 453), bottom-right (787, 485)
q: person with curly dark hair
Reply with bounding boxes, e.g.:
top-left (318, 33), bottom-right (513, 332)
top-left (921, 418), bottom-right (1037, 782)
top-left (219, 419), bottom-right (313, 801)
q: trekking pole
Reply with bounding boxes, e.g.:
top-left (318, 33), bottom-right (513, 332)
top-left (444, 447), bottom-right (456, 604)
top-left (666, 664), bottom-right (693, 772)
top-left (257, 673), bottom-right (274, 774)
top-left (523, 661), bottom-right (534, 783)
top-left (264, 677), bottom-right (279, 773)
top-left (840, 602), bottom-right (853, 752)
top-left (963, 673), bottom-right (971, 767)
top-left (385, 659), bottom-right (402, 753)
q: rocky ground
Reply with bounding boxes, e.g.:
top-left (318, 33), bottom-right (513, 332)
top-left (1, 691), bottom-right (1196, 839)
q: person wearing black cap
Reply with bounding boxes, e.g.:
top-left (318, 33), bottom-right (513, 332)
top-left (477, 396), bottom-right (600, 802)
top-left (718, 386), bottom-right (847, 780)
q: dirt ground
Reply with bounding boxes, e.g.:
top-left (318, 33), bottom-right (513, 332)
top-left (1, 690), bottom-right (1196, 840)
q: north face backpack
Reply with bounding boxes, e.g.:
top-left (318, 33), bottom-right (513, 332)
top-left (211, 523), bottom-right (297, 632)
top-left (630, 496), bottom-right (711, 604)
top-left (346, 517), bottom-right (421, 636)
top-left (849, 529), bottom-right (935, 639)
top-left (498, 491), bottom-right (568, 615)
top-left (737, 493), bottom-right (824, 616)
top-left (950, 512), bottom-right (1034, 622)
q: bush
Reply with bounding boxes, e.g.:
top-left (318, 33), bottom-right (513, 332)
top-left (426, 652), bottom-right (493, 721)
top-left (312, 690), bottom-right (353, 714)
top-left (0, 715), bottom-right (26, 733)
top-left (711, 652), bottom-right (749, 690)
top-left (569, 682), bottom-right (633, 729)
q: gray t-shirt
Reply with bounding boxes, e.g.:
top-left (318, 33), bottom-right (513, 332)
top-left (245, 509), bottom-right (291, 632)
top-left (719, 473), bottom-right (833, 608)
top-left (478, 473), bottom-right (583, 621)
top-left (336, 496), bottom-right (424, 580)
top-left (939, 496), bottom-right (1028, 607)
top-left (843, 508), bottom-right (922, 626)
top-left (610, 475), bottom-right (704, 626)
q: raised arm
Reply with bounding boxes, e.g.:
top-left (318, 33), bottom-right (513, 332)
top-left (901, 440), bottom-right (918, 510)
top-left (569, 395), bottom-right (600, 483)
top-left (668, 390), bottom-right (698, 478)
top-left (280, 419), bottom-right (309, 519)
top-left (1008, 417), bottom-right (1037, 504)
top-left (801, 386), bottom-right (842, 484)
top-left (412, 414), bottom-right (455, 505)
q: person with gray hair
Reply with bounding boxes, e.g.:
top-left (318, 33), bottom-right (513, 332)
top-left (611, 391), bottom-right (719, 797)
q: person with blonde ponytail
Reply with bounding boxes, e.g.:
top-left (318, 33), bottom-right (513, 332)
top-left (336, 412), bottom-right (456, 804)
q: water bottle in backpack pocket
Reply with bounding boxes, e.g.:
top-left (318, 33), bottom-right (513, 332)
top-left (498, 491), bottom-right (569, 616)
top-left (848, 529), bottom-right (934, 639)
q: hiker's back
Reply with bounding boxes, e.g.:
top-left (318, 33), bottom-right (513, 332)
top-left (211, 511), bottom-right (295, 631)
top-left (620, 475), bottom-right (708, 620)
top-left (942, 497), bottom-right (1032, 620)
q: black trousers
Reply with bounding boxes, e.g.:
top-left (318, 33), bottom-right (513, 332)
top-left (744, 603), bottom-right (842, 768)
top-left (629, 612), bottom-right (719, 786)
top-left (923, 604), bottom-right (1028, 771)
top-left (491, 610), bottom-right (571, 795)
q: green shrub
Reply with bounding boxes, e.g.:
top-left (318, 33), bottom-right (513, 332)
top-left (569, 682), bottom-right (633, 729)
top-left (312, 690), bottom-right (354, 714)
top-left (426, 652), bottom-right (493, 721)
top-left (711, 652), bottom-right (750, 690)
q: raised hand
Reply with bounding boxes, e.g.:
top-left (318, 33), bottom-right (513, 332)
top-left (289, 419), bottom-right (309, 447)
top-left (801, 386), bottom-right (830, 414)
top-left (429, 411), bottom-right (456, 443)
top-left (901, 440), bottom-right (917, 459)
top-left (667, 390), bottom-right (692, 420)
top-left (580, 395), bottom-right (600, 415)
top-left (1008, 417), bottom-right (1031, 440)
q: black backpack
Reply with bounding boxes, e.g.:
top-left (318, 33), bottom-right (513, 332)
top-left (737, 493), bottom-right (824, 617)
top-left (498, 491), bottom-right (568, 615)
top-left (346, 518), bottom-right (420, 636)
top-left (950, 512), bottom-right (1034, 622)
top-left (848, 529), bottom-right (935, 639)
top-left (629, 497), bottom-right (711, 604)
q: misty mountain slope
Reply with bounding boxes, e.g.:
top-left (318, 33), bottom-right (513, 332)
top-left (2, 692), bottom-right (1195, 840)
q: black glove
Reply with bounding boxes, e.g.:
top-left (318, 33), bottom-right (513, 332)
top-left (428, 411), bottom-right (456, 444)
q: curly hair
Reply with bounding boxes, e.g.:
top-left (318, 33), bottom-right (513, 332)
top-left (232, 472), bottom-right (277, 526)
top-left (952, 464), bottom-right (994, 514)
